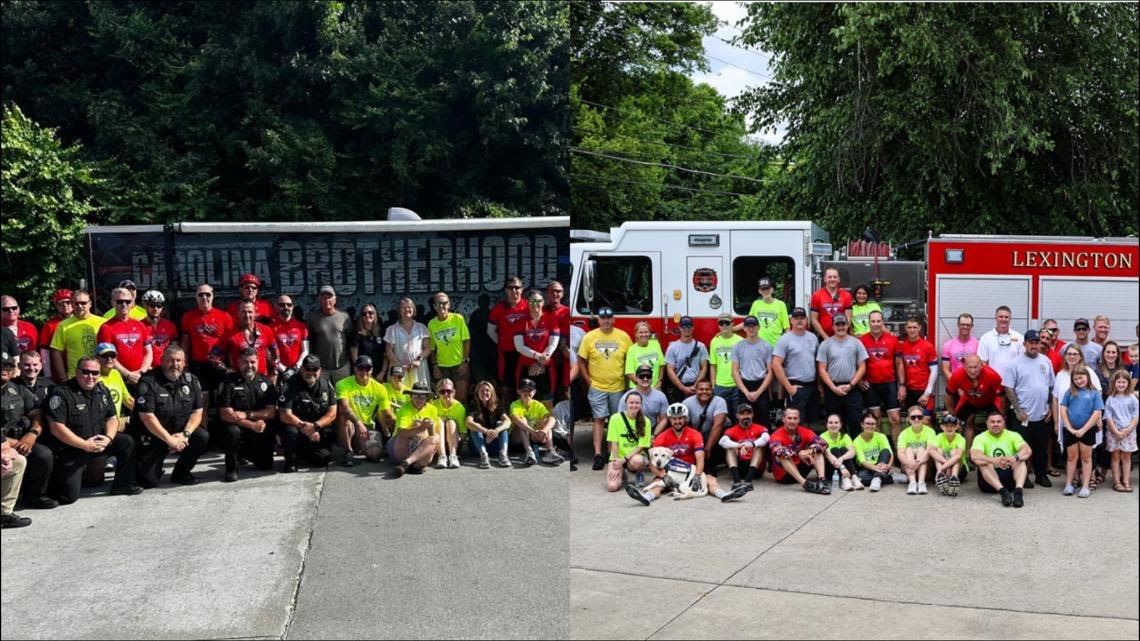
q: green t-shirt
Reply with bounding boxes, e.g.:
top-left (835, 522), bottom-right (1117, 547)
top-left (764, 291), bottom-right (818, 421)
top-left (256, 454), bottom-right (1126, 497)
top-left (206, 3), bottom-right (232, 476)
top-left (383, 382), bottom-right (408, 412)
top-left (336, 376), bottom-right (389, 425)
top-left (50, 315), bottom-right (107, 378)
top-left (897, 425), bottom-right (937, 453)
top-left (428, 313), bottom-right (470, 368)
top-left (624, 340), bottom-right (665, 388)
top-left (709, 333), bottom-right (742, 388)
top-left (510, 399), bottom-right (550, 428)
top-left (394, 402), bottom-right (438, 435)
top-left (932, 431), bottom-right (969, 470)
top-left (850, 302), bottom-right (882, 337)
top-left (433, 398), bottom-right (469, 434)
top-left (103, 305), bottom-right (148, 321)
top-left (821, 430), bottom-right (853, 451)
top-left (852, 431), bottom-right (892, 466)
top-left (747, 298), bottom-right (789, 346)
top-left (606, 412), bottom-right (651, 460)
top-left (101, 369), bottom-right (132, 417)
top-left (970, 429), bottom-right (1027, 459)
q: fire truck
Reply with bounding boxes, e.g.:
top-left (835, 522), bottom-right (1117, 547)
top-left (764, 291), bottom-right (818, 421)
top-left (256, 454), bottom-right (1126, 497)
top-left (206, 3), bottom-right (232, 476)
top-left (570, 222), bottom-right (1139, 361)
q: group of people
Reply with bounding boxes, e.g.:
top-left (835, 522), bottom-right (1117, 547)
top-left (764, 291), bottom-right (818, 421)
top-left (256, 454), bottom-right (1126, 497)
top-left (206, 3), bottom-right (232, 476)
top-left (572, 269), bottom-right (1139, 508)
top-left (0, 276), bottom-right (572, 529)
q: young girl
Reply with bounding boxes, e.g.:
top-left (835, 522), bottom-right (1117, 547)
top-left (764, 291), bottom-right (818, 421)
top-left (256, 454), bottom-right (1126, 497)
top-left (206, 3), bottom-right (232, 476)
top-left (821, 413), bottom-right (860, 491)
top-left (1104, 370), bottom-right (1137, 492)
top-left (896, 405), bottom-right (937, 495)
top-left (929, 414), bottom-right (967, 496)
top-left (852, 410), bottom-right (894, 492)
top-left (606, 391), bottom-right (651, 492)
top-left (849, 285), bottom-right (881, 337)
top-left (1059, 366), bottom-right (1104, 498)
top-left (1094, 341), bottom-right (1126, 485)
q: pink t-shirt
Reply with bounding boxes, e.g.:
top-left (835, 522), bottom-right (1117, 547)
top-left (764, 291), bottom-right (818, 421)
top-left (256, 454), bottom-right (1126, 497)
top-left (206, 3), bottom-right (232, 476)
top-left (941, 336), bottom-right (979, 376)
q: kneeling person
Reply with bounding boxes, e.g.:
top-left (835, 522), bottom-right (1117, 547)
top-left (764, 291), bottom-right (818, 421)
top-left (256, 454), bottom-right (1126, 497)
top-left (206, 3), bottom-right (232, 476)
top-left (335, 355), bottom-right (391, 466)
top-left (510, 378), bottom-right (562, 467)
top-left (134, 345), bottom-right (208, 487)
top-left (767, 406), bottom-right (830, 494)
top-left (971, 411), bottom-right (1030, 508)
top-left (217, 348), bottom-right (278, 481)
top-left (390, 383), bottom-right (441, 477)
top-left (719, 404), bottom-right (769, 489)
top-left (278, 355), bottom-right (338, 470)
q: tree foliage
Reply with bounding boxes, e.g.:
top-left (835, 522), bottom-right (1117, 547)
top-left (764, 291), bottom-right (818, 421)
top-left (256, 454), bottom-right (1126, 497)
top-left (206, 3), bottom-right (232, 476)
top-left (735, 3), bottom-right (1139, 241)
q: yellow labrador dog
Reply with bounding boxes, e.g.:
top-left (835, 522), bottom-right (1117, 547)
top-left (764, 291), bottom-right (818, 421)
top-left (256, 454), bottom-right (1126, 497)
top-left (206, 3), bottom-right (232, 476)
top-left (643, 446), bottom-right (708, 500)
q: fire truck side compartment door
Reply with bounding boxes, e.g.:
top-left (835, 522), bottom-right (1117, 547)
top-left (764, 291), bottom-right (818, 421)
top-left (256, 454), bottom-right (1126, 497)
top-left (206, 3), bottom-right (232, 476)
top-left (935, 275), bottom-right (1032, 350)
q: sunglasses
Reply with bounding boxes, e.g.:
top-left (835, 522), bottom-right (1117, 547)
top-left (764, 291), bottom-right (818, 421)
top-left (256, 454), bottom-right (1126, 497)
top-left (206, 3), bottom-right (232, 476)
top-left (908, 415), bottom-right (924, 421)
top-left (637, 374), bottom-right (652, 380)
top-left (435, 301), bottom-right (449, 307)
top-left (114, 300), bottom-right (133, 306)
top-left (146, 302), bottom-right (164, 307)
top-left (197, 293), bottom-right (213, 298)
top-left (506, 286), bottom-right (522, 291)
top-left (78, 369), bottom-right (101, 377)
top-left (1, 306), bottom-right (17, 312)
top-left (440, 389), bottom-right (455, 395)
top-left (718, 320), bottom-right (732, 326)
top-left (302, 367), bottom-right (320, 373)
top-left (278, 303), bottom-right (294, 308)
top-left (74, 300), bottom-right (91, 306)
top-left (98, 353), bottom-right (117, 359)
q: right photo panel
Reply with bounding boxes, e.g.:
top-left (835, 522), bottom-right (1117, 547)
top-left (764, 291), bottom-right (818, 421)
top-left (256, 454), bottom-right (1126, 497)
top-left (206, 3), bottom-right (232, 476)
top-left (568, 2), bottom-right (1140, 639)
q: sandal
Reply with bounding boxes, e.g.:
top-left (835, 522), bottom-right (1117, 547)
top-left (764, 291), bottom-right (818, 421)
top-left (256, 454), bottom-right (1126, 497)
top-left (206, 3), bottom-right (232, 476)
top-left (1091, 473), bottom-right (1102, 491)
top-left (1113, 482), bottom-right (1127, 492)
top-left (1047, 469), bottom-right (1061, 477)
top-left (1126, 485), bottom-right (1134, 493)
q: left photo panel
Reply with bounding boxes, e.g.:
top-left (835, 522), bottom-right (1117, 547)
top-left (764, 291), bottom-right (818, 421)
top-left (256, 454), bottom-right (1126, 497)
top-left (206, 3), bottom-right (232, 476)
top-left (0, 2), bottom-right (571, 639)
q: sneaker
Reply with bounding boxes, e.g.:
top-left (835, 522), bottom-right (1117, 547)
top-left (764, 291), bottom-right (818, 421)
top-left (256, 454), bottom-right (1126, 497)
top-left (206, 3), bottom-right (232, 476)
top-left (109, 484), bottom-right (143, 496)
top-left (28, 496), bottom-right (59, 509)
top-left (1024, 477), bottom-right (1034, 489)
top-left (1013, 488), bottom-right (1024, 508)
top-left (448, 454), bottom-right (461, 469)
top-left (1063, 484), bottom-right (1075, 496)
top-left (917, 481), bottom-right (928, 495)
top-left (478, 452), bottom-right (491, 469)
top-left (408, 463), bottom-right (425, 474)
top-left (542, 450), bottom-right (565, 465)
top-left (1077, 487), bottom-right (1091, 498)
top-left (170, 472), bottom-right (200, 486)
top-left (392, 463), bottom-right (406, 478)
top-left (1, 513), bottom-right (32, 529)
top-left (499, 451), bottom-right (513, 468)
top-left (907, 480), bottom-right (918, 495)
top-left (223, 471), bottom-right (238, 483)
top-left (1000, 488), bottom-right (1014, 507)
top-left (434, 456), bottom-right (448, 469)
top-left (935, 472), bottom-right (949, 495)
top-left (625, 483), bottom-right (651, 506)
top-left (852, 476), bottom-right (865, 490)
top-left (1036, 475), bottom-right (1052, 488)
top-left (721, 485), bottom-right (749, 502)
top-left (341, 453), bottom-right (356, 467)
top-left (732, 481), bottom-right (745, 491)
top-left (524, 453), bottom-right (538, 467)
top-left (592, 454), bottom-right (605, 471)
top-left (282, 464), bottom-right (298, 473)
top-left (840, 476), bottom-right (853, 491)
top-left (869, 477), bottom-right (882, 492)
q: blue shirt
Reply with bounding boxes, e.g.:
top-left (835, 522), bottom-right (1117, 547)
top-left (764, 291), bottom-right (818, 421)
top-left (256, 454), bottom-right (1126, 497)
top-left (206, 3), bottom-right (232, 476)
top-left (1060, 388), bottom-right (1104, 428)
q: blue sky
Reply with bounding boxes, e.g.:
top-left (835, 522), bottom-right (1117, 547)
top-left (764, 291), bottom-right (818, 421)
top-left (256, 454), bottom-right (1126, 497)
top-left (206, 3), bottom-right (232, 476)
top-left (687, 1), bottom-right (787, 146)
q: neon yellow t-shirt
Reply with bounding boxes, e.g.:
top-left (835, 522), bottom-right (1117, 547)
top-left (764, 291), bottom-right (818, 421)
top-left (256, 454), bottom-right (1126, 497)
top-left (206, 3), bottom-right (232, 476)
top-left (50, 315), bottom-right (107, 377)
top-left (970, 429), bottom-right (1026, 459)
top-left (510, 399), bottom-right (549, 428)
top-left (850, 302), bottom-right (882, 337)
top-left (578, 328), bottom-right (632, 392)
top-left (852, 431), bottom-right (892, 466)
top-left (709, 333), bottom-right (742, 388)
top-left (103, 306), bottom-right (148, 321)
top-left (100, 370), bottom-right (132, 417)
top-left (428, 314), bottom-right (470, 368)
top-left (336, 376), bottom-right (389, 425)
top-left (606, 412), bottom-right (651, 460)
top-left (821, 430), bottom-right (853, 451)
top-left (932, 431), bottom-right (969, 470)
top-left (383, 382), bottom-right (408, 412)
top-left (433, 398), bottom-right (468, 434)
top-left (897, 425), bottom-right (937, 453)
top-left (394, 402), bottom-right (438, 435)
top-left (624, 340), bottom-right (665, 388)
top-left (748, 298), bottom-right (789, 346)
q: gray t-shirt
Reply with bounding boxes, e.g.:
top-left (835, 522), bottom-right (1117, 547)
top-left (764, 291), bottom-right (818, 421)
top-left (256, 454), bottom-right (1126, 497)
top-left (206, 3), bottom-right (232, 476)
top-left (815, 335), bottom-right (868, 383)
top-left (774, 331), bottom-right (820, 382)
top-left (681, 394), bottom-right (728, 437)
top-left (1078, 341), bottom-right (1103, 370)
top-left (306, 309), bottom-right (354, 372)
top-left (1104, 395), bottom-right (1139, 431)
top-left (732, 338), bottom-right (774, 381)
top-left (665, 339), bottom-right (709, 386)
top-left (621, 387), bottom-right (669, 426)
top-left (1005, 353), bottom-right (1055, 421)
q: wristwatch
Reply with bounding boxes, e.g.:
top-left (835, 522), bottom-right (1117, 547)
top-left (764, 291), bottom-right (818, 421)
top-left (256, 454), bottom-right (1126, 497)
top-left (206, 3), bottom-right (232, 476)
top-left (182, 430), bottom-right (192, 438)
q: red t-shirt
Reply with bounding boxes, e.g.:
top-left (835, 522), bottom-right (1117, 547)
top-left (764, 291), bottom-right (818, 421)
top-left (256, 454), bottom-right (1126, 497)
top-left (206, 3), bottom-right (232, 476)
top-left (6, 320), bottom-right (39, 354)
top-left (226, 299), bottom-right (279, 326)
top-left (860, 331), bottom-right (900, 384)
top-left (899, 338), bottom-right (938, 391)
top-left (145, 318), bottom-right (179, 366)
top-left (946, 365), bottom-right (1005, 413)
top-left (768, 425), bottom-right (822, 481)
top-left (1045, 346), bottom-right (1065, 373)
top-left (652, 427), bottom-right (704, 466)
top-left (517, 312), bottom-right (562, 366)
top-left (180, 308), bottom-right (234, 362)
top-left (488, 299), bottom-right (528, 353)
top-left (39, 317), bottom-right (66, 351)
top-left (97, 318), bottom-right (152, 371)
top-left (810, 288), bottom-right (853, 337)
top-left (272, 318), bottom-right (309, 368)
top-left (211, 323), bottom-right (278, 375)
top-left (723, 423), bottom-right (769, 462)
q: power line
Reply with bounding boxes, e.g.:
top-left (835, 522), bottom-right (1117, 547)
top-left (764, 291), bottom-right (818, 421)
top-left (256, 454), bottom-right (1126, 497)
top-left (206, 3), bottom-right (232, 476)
top-left (570, 172), bottom-right (756, 198)
top-left (704, 53), bottom-right (773, 80)
top-left (571, 125), bottom-right (764, 161)
top-left (571, 147), bottom-right (765, 184)
top-left (711, 35), bottom-right (769, 59)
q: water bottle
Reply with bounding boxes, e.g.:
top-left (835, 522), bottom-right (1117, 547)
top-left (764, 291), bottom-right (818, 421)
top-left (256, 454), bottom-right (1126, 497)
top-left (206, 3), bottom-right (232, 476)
top-left (831, 470), bottom-right (840, 491)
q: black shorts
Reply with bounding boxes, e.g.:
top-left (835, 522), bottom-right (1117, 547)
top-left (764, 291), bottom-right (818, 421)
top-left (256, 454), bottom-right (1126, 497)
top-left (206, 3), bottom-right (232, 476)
top-left (955, 403), bottom-right (999, 426)
top-left (1062, 426), bottom-right (1098, 448)
top-left (190, 361), bottom-right (223, 397)
top-left (903, 389), bottom-right (933, 415)
top-left (863, 381), bottom-right (899, 412)
top-left (978, 466), bottom-right (1015, 494)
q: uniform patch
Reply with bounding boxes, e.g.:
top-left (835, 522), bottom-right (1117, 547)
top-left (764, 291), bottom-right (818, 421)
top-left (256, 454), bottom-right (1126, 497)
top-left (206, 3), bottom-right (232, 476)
top-left (6, 387), bottom-right (15, 396)
top-left (49, 395), bottom-right (62, 410)
top-left (260, 382), bottom-right (268, 392)
top-left (180, 385), bottom-right (190, 396)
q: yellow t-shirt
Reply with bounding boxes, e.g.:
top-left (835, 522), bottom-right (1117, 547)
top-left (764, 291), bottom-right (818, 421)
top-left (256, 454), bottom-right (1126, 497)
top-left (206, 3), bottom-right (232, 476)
top-left (394, 402), bottom-right (438, 436)
top-left (510, 399), bottom-right (549, 428)
top-left (433, 398), bottom-right (468, 434)
top-left (50, 315), bottom-right (107, 377)
top-left (578, 328), bottom-right (633, 392)
top-left (100, 369), bottom-right (133, 417)
top-left (383, 382), bottom-right (408, 413)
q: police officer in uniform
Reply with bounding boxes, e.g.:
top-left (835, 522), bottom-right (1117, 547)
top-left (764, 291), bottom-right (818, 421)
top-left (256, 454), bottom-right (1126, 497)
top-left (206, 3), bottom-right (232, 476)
top-left (278, 354), bottom-right (337, 470)
top-left (44, 356), bottom-right (141, 502)
top-left (216, 347), bottom-right (278, 482)
top-left (133, 344), bottom-right (209, 486)
top-left (15, 351), bottom-right (53, 409)
top-left (2, 355), bottom-right (56, 508)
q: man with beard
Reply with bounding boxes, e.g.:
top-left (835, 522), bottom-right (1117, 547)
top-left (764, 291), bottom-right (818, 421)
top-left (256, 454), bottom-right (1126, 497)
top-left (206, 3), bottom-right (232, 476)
top-left (133, 345), bottom-right (209, 487)
top-left (278, 355), bottom-right (338, 470)
top-left (271, 295), bottom-right (309, 385)
top-left (216, 348), bottom-right (279, 482)
top-left (2, 355), bottom-right (55, 509)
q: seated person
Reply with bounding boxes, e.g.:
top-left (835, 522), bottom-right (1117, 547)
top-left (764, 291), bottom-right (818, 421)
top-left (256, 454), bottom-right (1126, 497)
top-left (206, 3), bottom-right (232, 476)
top-left (767, 406), bottom-right (830, 494)
top-left (335, 355), bottom-right (390, 466)
top-left (467, 380), bottom-right (511, 469)
top-left (389, 383), bottom-right (441, 478)
top-left (216, 348), bottom-right (278, 482)
top-left (718, 404), bottom-right (769, 489)
top-left (821, 413), bottom-right (860, 491)
top-left (897, 404), bottom-right (937, 494)
top-left (970, 410), bottom-right (1031, 508)
top-left (509, 378), bottom-right (562, 467)
top-left (929, 413), bottom-right (968, 496)
top-left (852, 410), bottom-right (894, 492)
top-left (606, 391), bottom-right (651, 493)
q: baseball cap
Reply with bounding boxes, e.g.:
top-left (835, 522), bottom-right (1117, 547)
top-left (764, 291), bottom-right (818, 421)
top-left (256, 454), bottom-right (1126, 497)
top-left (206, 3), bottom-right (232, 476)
top-left (1074, 318), bottom-right (1090, 329)
top-left (679, 316), bottom-right (694, 328)
top-left (1024, 329), bottom-right (1040, 342)
top-left (635, 364), bottom-right (653, 378)
top-left (743, 315), bottom-right (759, 326)
top-left (318, 285), bottom-right (336, 297)
top-left (518, 378), bottom-right (538, 391)
top-left (757, 278), bottom-right (773, 289)
top-left (354, 355), bottom-right (373, 369)
top-left (52, 289), bottom-right (74, 304)
top-left (736, 404), bottom-right (754, 415)
top-left (718, 313), bottom-right (733, 322)
top-left (118, 279), bottom-right (137, 290)
top-left (832, 314), bottom-right (848, 325)
top-left (597, 307), bottom-right (614, 318)
top-left (239, 273), bottom-right (262, 287)
top-left (388, 366), bottom-right (405, 378)
top-left (790, 307), bottom-right (808, 318)
top-left (96, 342), bottom-right (118, 356)
top-left (408, 382), bottom-right (432, 396)
top-left (1, 353), bottom-right (15, 368)
top-left (301, 354), bottom-right (322, 370)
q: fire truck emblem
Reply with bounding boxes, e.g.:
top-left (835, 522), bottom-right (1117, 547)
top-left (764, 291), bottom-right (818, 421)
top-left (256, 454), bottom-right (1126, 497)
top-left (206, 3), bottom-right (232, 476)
top-left (692, 268), bottom-right (718, 293)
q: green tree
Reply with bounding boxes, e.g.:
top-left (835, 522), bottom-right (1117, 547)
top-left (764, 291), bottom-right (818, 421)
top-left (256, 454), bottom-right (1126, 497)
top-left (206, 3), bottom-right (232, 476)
top-left (735, 3), bottom-right (1139, 241)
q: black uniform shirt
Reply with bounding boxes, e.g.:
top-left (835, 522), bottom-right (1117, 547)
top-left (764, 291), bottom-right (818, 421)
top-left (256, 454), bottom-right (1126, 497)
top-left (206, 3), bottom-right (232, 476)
top-left (135, 369), bottom-right (203, 432)
top-left (217, 372), bottom-right (277, 418)
top-left (280, 376), bottom-right (336, 423)
top-left (14, 376), bottom-right (52, 409)
top-left (44, 379), bottom-right (116, 441)
top-left (1, 381), bottom-right (37, 439)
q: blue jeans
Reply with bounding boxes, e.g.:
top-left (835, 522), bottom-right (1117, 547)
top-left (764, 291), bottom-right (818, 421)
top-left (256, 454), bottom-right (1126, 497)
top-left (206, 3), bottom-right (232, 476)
top-left (470, 430), bottom-right (509, 455)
